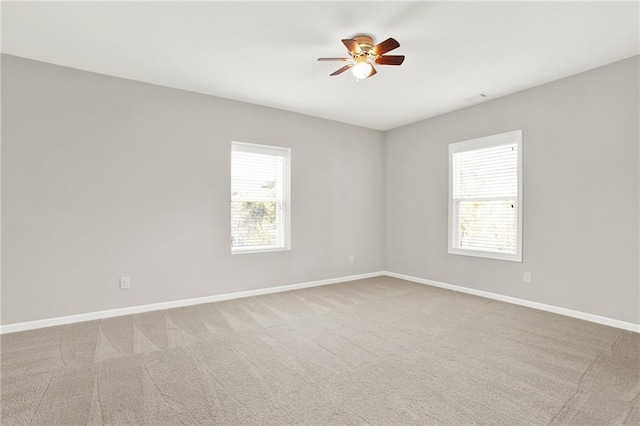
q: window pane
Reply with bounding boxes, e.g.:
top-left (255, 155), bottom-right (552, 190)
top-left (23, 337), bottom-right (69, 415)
top-left (455, 199), bottom-right (517, 254)
top-left (449, 130), bottom-right (521, 261)
top-left (231, 142), bottom-right (289, 253)
top-left (231, 201), bottom-right (279, 248)
top-left (453, 144), bottom-right (517, 199)
top-left (231, 151), bottom-right (282, 201)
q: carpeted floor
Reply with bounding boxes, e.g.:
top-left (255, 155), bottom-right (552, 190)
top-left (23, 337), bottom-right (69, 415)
top-left (1, 276), bottom-right (639, 425)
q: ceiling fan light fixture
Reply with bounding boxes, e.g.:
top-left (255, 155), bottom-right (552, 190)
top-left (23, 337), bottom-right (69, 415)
top-left (318, 35), bottom-right (403, 79)
top-left (352, 61), bottom-right (373, 80)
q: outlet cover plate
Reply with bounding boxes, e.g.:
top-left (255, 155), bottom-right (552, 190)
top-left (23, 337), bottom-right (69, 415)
top-left (120, 276), bottom-right (131, 290)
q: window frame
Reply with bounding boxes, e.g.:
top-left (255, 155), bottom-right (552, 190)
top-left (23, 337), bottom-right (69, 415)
top-left (448, 130), bottom-right (523, 262)
top-left (231, 141), bottom-right (291, 255)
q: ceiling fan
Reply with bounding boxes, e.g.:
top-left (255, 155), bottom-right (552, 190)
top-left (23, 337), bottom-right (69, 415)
top-left (318, 35), bottom-right (405, 80)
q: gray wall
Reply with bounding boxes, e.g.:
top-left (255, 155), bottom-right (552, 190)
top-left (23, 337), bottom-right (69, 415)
top-left (385, 56), bottom-right (640, 324)
top-left (2, 55), bottom-right (386, 324)
top-left (3, 54), bottom-right (639, 327)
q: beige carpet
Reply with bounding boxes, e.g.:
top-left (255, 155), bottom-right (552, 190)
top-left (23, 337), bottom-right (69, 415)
top-left (1, 276), bottom-right (639, 425)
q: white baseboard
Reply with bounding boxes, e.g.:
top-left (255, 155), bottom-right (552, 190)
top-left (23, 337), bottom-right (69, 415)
top-left (384, 271), bottom-right (640, 333)
top-left (3, 270), bottom-right (638, 334)
top-left (0, 271), bottom-right (385, 334)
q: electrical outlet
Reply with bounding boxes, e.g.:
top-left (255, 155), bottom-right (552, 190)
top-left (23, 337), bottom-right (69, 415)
top-left (523, 272), bottom-right (532, 283)
top-left (349, 255), bottom-right (355, 264)
top-left (119, 276), bottom-right (130, 290)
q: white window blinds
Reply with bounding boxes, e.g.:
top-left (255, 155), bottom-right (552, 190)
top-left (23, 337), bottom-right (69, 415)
top-left (231, 142), bottom-right (290, 253)
top-left (449, 130), bottom-right (522, 262)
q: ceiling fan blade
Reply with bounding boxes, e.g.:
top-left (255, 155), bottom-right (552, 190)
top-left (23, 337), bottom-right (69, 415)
top-left (342, 39), bottom-right (361, 54)
top-left (371, 38), bottom-right (400, 55)
top-left (330, 64), bottom-right (354, 76)
top-left (375, 55), bottom-right (405, 66)
top-left (317, 58), bottom-right (350, 62)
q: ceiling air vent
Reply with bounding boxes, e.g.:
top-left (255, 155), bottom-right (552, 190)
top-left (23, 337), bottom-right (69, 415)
top-left (464, 93), bottom-right (492, 103)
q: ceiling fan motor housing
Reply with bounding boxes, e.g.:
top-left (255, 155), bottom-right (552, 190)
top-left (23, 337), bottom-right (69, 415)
top-left (352, 35), bottom-right (375, 54)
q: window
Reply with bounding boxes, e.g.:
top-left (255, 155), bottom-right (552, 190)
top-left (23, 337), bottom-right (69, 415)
top-left (231, 142), bottom-right (291, 254)
top-left (448, 130), bottom-right (522, 262)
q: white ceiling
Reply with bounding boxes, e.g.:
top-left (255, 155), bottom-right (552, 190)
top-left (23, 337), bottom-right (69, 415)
top-left (2, 1), bottom-right (639, 131)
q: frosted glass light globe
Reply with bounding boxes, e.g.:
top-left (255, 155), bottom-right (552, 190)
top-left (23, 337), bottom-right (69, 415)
top-left (351, 62), bottom-right (373, 79)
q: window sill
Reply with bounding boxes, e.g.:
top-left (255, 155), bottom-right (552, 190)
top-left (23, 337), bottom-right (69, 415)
top-left (232, 246), bottom-right (290, 255)
top-left (448, 247), bottom-right (522, 262)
